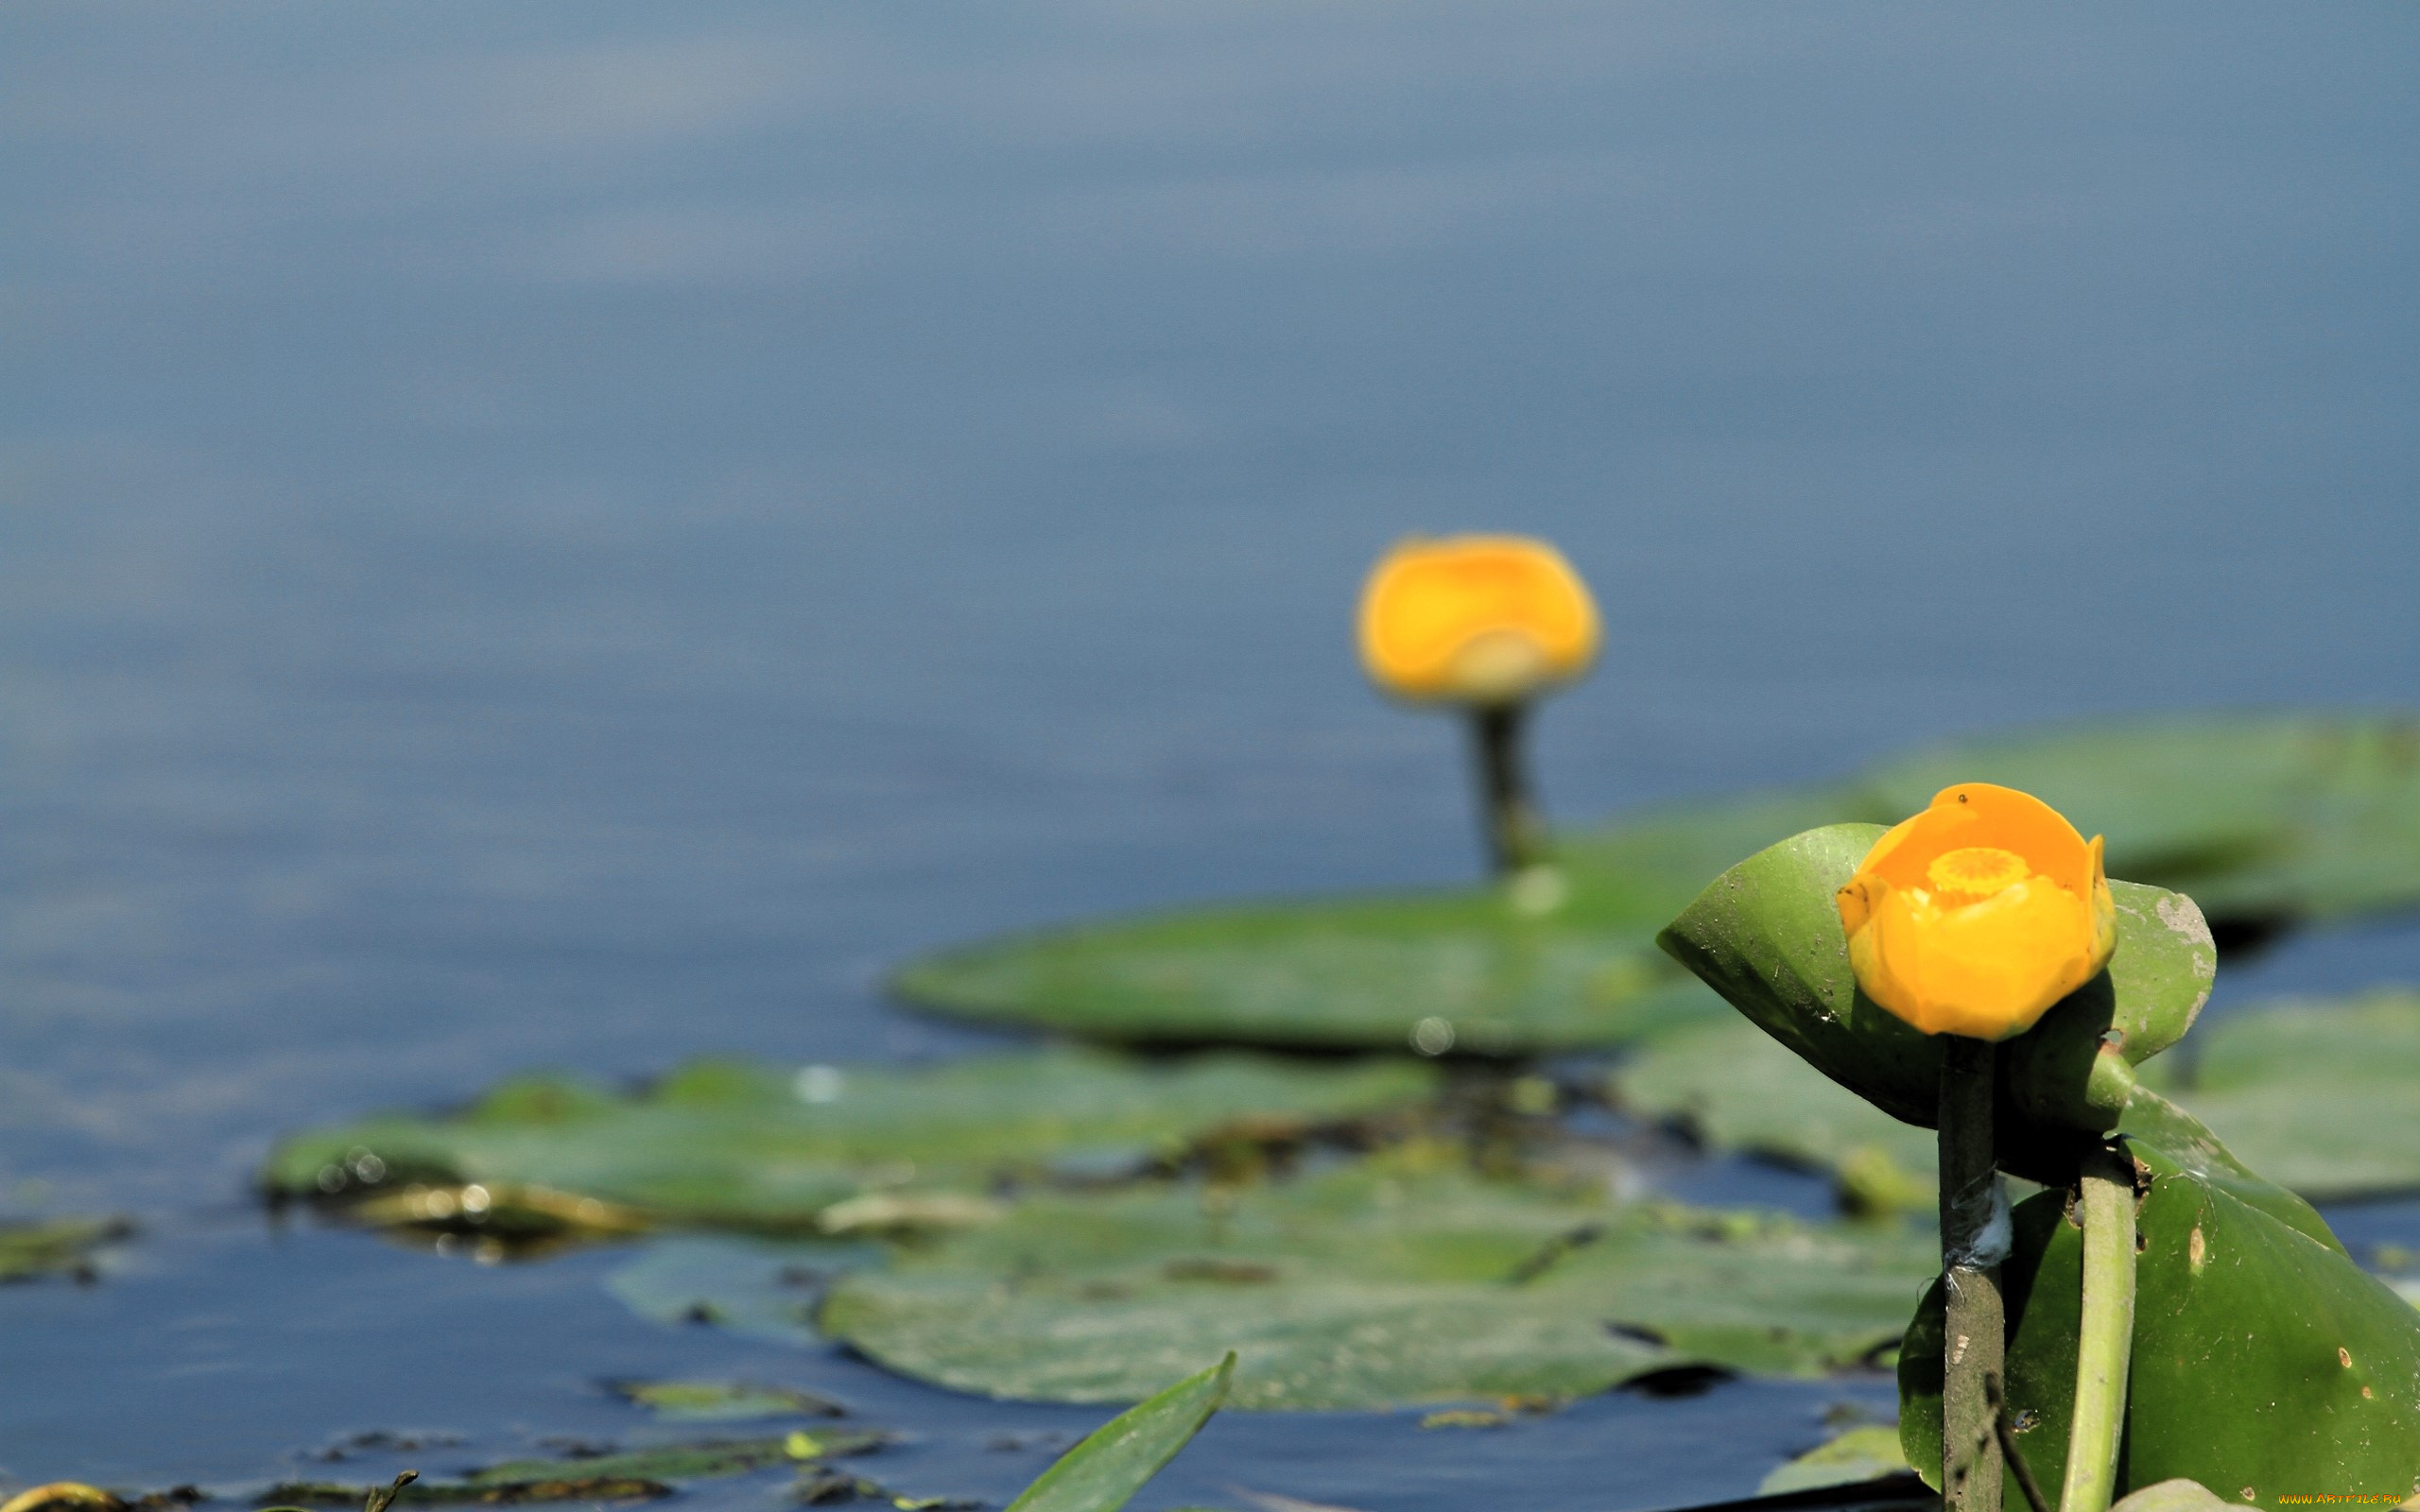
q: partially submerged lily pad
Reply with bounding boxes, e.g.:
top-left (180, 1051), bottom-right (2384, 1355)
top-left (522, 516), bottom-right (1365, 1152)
top-left (261, 1049), bottom-right (1435, 1232)
top-left (1756, 1424), bottom-right (1913, 1494)
top-left (818, 1146), bottom-right (1937, 1410)
top-left (897, 713), bottom-right (2420, 1054)
top-left (0, 1217), bottom-right (130, 1283)
top-left (260, 1431), bottom-right (893, 1506)
top-left (606, 1380), bottom-right (845, 1421)
top-left (607, 1235), bottom-right (871, 1345)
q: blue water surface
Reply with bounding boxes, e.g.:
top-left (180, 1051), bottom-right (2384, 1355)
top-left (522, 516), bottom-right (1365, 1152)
top-left (4, 4), bottom-right (2419, 1505)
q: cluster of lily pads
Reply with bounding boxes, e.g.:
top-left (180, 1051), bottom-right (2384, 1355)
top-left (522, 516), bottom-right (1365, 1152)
top-left (250, 709), bottom-right (2420, 1504)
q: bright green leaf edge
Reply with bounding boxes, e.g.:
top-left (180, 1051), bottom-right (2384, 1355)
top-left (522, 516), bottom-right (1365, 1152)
top-left (1005, 1354), bottom-right (1233, 1512)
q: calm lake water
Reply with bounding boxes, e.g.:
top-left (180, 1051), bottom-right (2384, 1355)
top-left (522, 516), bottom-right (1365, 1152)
top-left (5, 4), bottom-right (2420, 1505)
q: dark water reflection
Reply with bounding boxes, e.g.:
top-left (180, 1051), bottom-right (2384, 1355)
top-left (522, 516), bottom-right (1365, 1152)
top-left (5, 3), bottom-right (2419, 1503)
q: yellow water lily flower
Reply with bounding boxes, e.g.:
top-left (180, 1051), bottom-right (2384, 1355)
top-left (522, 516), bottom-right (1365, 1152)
top-left (1357, 536), bottom-right (1600, 705)
top-left (1834, 782), bottom-right (2118, 1040)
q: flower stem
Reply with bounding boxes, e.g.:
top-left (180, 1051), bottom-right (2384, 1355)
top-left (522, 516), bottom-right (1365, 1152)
top-left (1467, 702), bottom-right (1545, 875)
top-left (1939, 1036), bottom-right (2007, 1512)
top-left (2059, 1143), bottom-right (2138, 1512)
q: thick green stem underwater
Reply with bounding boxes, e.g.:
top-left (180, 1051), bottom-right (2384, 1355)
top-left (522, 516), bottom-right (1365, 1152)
top-left (1939, 1036), bottom-right (2007, 1512)
top-left (2059, 1143), bottom-right (2138, 1512)
top-left (1467, 702), bottom-right (1547, 875)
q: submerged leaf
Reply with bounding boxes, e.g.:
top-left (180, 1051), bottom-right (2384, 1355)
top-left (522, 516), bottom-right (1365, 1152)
top-left (1004, 1355), bottom-right (1232, 1512)
top-left (261, 1428), bottom-right (901, 1507)
top-left (0, 1217), bottom-right (130, 1283)
top-left (818, 1151), bottom-right (1937, 1410)
top-left (262, 1050), bottom-right (1434, 1232)
top-left (606, 1380), bottom-right (846, 1421)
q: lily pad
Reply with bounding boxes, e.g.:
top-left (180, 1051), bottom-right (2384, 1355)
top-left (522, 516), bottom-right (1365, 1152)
top-left (892, 714), bottom-right (2420, 1055)
top-left (1608, 1019), bottom-right (1938, 1214)
top-left (1864, 713), bottom-right (2420, 927)
top-left (606, 1380), bottom-right (846, 1421)
top-left (0, 1217), bottom-right (130, 1283)
top-left (1899, 1138), bottom-right (2420, 1495)
top-left (1615, 988), bottom-right (2420, 1211)
top-left (818, 1146), bottom-right (1938, 1410)
top-left (607, 1235), bottom-right (873, 1345)
top-left (2144, 988), bottom-right (2420, 1200)
top-left (1756, 1425), bottom-right (1913, 1494)
top-left (261, 1049), bottom-right (1436, 1231)
top-left (890, 790), bottom-right (1858, 1056)
top-left (467, 1435), bottom-right (888, 1486)
top-left (257, 1430), bottom-right (890, 1505)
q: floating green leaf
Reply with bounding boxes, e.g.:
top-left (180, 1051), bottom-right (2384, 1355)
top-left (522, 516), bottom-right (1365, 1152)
top-left (892, 714), bottom-right (2420, 1054)
top-left (1865, 713), bottom-right (2420, 926)
top-left (818, 1148), bottom-right (1937, 1410)
top-left (2143, 988), bottom-right (2420, 1199)
top-left (1899, 1139), bottom-right (2420, 1495)
top-left (606, 1235), bottom-right (871, 1345)
top-left (1608, 1019), bottom-right (1937, 1213)
top-left (1004, 1355), bottom-right (1232, 1512)
top-left (0, 1216), bottom-right (130, 1283)
top-left (1756, 1425), bottom-right (1913, 1494)
top-left (606, 1380), bottom-right (845, 1421)
top-left (255, 1430), bottom-right (893, 1505)
top-left (260, 1049), bottom-right (1435, 1231)
top-left (259, 1476), bottom-right (670, 1505)
top-left (1616, 988), bottom-right (2420, 1212)
top-left (469, 1434), bottom-right (888, 1486)
top-left (890, 790), bottom-right (1857, 1056)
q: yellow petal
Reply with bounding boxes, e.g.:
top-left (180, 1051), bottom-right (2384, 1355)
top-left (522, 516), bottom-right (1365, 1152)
top-left (1858, 875), bottom-right (2100, 1040)
top-left (1357, 536), bottom-right (1599, 704)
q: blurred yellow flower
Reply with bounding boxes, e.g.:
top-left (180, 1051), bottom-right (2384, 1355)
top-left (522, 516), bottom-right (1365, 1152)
top-left (1834, 782), bottom-right (2117, 1040)
top-left (1357, 536), bottom-right (1599, 704)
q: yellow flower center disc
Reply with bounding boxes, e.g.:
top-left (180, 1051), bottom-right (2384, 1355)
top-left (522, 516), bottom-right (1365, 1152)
top-left (1926, 846), bottom-right (2031, 899)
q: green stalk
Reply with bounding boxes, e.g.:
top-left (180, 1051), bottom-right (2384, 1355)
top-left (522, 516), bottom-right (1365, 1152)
top-left (1467, 702), bottom-right (1545, 875)
top-left (1939, 1036), bottom-right (2006, 1512)
top-left (2059, 1143), bottom-right (2138, 1512)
